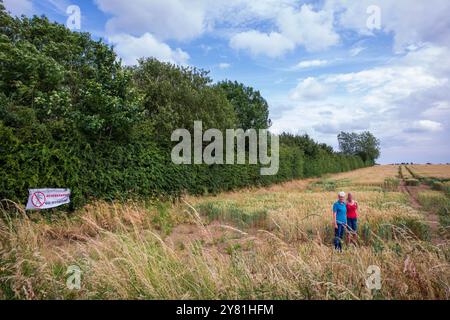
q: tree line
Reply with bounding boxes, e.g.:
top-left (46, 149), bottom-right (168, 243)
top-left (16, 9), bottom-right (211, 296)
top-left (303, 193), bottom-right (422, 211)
top-left (0, 6), bottom-right (375, 209)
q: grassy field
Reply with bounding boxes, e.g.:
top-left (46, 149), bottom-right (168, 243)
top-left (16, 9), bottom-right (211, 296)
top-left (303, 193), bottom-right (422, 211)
top-left (1, 166), bottom-right (449, 300)
top-left (400, 166), bottom-right (414, 179)
top-left (323, 165), bottom-right (400, 186)
top-left (408, 165), bottom-right (450, 179)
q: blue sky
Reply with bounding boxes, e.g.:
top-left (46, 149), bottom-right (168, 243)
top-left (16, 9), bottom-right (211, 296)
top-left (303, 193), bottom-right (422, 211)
top-left (4, 0), bottom-right (450, 164)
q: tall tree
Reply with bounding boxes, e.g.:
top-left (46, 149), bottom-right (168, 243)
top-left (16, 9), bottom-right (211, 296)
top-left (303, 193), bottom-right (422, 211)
top-left (216, 80), bottom-right (271, 130)
top-left (338, 131), bottom-right (380, 164)
top-left (132, 58), bottom-right (236, 147)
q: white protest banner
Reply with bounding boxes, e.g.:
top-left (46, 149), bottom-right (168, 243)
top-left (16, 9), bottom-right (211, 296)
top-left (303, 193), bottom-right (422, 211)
top-left (26, 189), bottom-right (71, 210)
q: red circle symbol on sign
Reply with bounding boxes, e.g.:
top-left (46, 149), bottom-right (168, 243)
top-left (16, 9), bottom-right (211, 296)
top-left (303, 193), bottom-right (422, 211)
top-left (31, 192), bottom-right (46, 208)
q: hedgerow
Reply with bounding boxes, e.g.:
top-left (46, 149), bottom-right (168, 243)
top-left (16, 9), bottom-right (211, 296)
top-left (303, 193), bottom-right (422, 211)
top-left (0, 8), bottom-right (367, 209)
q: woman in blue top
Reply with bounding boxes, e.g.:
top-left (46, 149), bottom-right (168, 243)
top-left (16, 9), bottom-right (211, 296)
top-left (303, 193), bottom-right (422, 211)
top-left (332, 191), bottom-right (347, 251)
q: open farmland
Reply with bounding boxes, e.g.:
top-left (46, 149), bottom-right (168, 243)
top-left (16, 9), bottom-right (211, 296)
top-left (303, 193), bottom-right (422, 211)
top-left (408, 165), bottom-right (450, 180)
top-left (1, 165), bottom-right (449, 300)
top-left (323, 165), bottom-right (399, 186)
top-left (400, 166), bottom-right (414, 179)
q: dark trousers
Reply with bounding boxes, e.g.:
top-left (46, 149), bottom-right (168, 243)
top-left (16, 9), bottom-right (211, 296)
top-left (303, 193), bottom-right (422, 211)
top-left (334, 223), bottom-right (345, 251)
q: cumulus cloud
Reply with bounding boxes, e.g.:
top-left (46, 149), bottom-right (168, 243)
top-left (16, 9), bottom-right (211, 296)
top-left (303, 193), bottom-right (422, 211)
top-left (289, 77), bottom-right (330, 101)
top-left (325, 0), bottom-right (450, 52)
top-left (93, 0), bottom-right (450, 60)
top-left (276, 5), bottom-right (339, 52)
top-left (108, 33), bottom-right (189, 66)
top-left (96, 1), bottom-right (334, 61)
top-left (230, 31), bottom-right (295, 58)
top-left (3, 0), bottom-right (33, 16)
top-left (272, 44), bottom-right (450, 162)
top-left (95, 0), bottom-right (206, 41)
top-left (227, 0), bottom-right (450, 56)
top-left (229, 4), bottom-right (339, 57)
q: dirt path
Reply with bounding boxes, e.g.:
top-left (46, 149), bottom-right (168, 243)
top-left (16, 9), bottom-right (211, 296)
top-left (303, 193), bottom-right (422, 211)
top-left (399, 179), bottom-right (442, 244)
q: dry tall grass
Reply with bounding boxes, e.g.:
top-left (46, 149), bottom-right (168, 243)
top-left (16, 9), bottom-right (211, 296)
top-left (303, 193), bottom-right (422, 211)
top-left (1, 166), bottom-right (449, 300)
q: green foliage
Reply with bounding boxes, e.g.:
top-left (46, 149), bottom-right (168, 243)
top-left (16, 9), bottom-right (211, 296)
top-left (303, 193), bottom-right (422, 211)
top-left (280, 133), bottom-right (365, 178)
top-left (152, 203), bottom-right (174, 235)
top-left (405, 179), bottom-right (420, 186)
top-left (438, 203), bottom-right (450, 237)
top-left (445, 183), bottom-right (450, 198)
top-left (308, 180), bottom-right (337, 192)
top-left (430, 180), bottom-right (444, 191)
top-left (0, 10), bottom-right (368, 210)
top-left (131, 58), bottom-right (237, 147)
top-left (216, 80), bottom-right (271, 130)
top-left (338, 131), bottom-right (380, 165)
top-left (196, 201), bottom-right (268, 228)
top-left (391, 217), bottom-right (431, 241)
top-left (417, 192), bottom-right (448, 212)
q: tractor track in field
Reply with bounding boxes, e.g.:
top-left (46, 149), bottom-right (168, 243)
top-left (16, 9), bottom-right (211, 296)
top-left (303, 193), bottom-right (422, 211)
top-left (399, 179), bottom-right (443, 244)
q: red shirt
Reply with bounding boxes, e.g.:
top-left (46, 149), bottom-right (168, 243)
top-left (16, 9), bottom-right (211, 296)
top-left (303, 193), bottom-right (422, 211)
top-left (346, 201), bottom-right (358, 219)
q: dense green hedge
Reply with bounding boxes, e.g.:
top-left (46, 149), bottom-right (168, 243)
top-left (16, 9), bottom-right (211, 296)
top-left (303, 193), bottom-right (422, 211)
top-left (0, 129), bottom-right (364, 209)
top-left (0, 9), bottom-right (367, 209)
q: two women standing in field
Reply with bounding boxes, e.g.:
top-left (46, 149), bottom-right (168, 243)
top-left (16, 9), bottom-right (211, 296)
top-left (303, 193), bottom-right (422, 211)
top-left (332, 191), bottom-right (359, 251)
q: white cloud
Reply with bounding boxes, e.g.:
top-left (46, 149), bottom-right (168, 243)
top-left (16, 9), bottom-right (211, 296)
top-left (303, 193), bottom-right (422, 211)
top-left (108, 33), bottom-right (189, 66)
top-left (322, 47), bottom-right (450, 108)
top-left (96, 0), bottom-right (450, 61)
top-left (294, 59), bottom-right (329, 69)
top-left (229, 4), bottom-right (339, 57)
top-left (272, 45), bottom-right (450, 161)
top-left (325, 0), bottom-right (450, 51)
top-left (3, 0), bottom-right (32, 16)
top-left (218, 63), bottom-right (231, 69)
top-left (349, 46), bottom-right (366, 57)
top-left (96, 1), bottom-right (338, 60)
top-left (230, 30), bottom-right (295, 58)
top-left (289, 77), bottom-right (330, 101)
top-left (95, 0), bottom-right (206, 41)
top-left (406, 120), bottom-right (444, 133)
top-left (422, 102), bottom-right (450, 118)
top-left (276, 5), bottom-right (339, 52)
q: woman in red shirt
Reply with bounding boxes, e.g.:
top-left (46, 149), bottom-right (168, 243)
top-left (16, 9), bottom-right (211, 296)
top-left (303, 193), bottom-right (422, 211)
top-left (346, 193), bottom-right (358, 243)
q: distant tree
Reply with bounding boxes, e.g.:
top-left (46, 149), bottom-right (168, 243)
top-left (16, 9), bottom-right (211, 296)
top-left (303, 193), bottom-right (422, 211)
top-left (338, 131), bottom-right (380, 164)
top-left (216, 80), bottom-right (271, 130)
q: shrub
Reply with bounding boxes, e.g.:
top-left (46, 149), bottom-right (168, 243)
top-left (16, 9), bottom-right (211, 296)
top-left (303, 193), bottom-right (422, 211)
top-left (405, 179), bottom-right (420, 186)
top-left (430, 180), bottom-right (444, 191)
